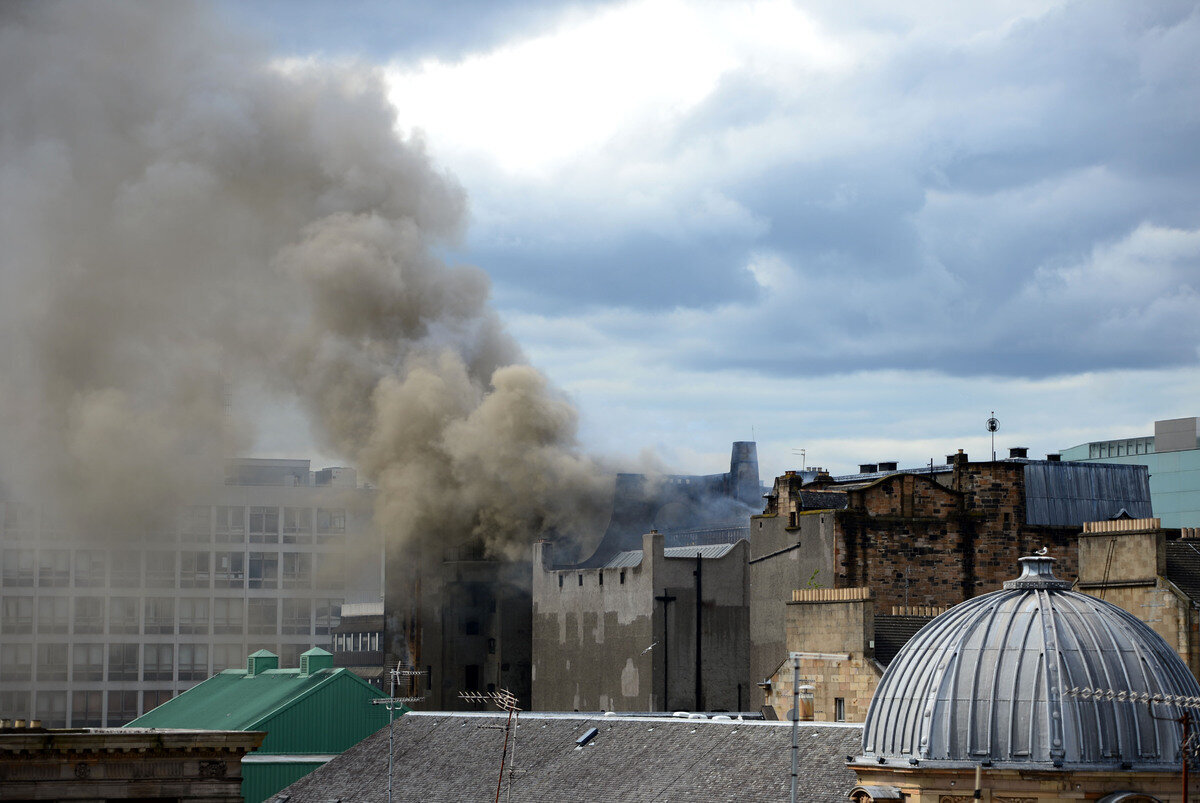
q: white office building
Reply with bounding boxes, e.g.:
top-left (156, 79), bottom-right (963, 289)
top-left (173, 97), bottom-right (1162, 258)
top-left (0, 458), bottom-right (378, 726)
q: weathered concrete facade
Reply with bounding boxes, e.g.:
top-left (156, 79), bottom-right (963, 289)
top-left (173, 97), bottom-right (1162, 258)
top-left (532, 532), bottom-right (749, 712)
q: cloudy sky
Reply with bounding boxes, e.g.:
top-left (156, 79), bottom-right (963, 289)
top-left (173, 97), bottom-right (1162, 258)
top-left (227, 0), bottom-right (1200, 480)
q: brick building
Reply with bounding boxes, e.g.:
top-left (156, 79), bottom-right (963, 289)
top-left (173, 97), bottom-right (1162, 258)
top-left (749, 451), bottom-right (1152, 700)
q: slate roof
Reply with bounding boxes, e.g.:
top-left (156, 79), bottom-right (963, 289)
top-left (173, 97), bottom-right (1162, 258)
top-left (795, 490), bottom-right (848, 510)
top-left (1165, 540), bottom-right (1200, 603)
top-left (276, 712), bottom-right (862, 802)
top-left (872, 615), bottom-right (934, 666)
top-left (601, 542), bottom-right (740, 568)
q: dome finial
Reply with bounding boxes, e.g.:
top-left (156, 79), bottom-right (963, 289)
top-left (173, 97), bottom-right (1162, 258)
top-left (1003, 554), bottom-right (1071, 590)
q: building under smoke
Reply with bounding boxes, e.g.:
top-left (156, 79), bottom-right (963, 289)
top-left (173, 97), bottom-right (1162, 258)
top-left (0, 458), bottom-right (377, 727)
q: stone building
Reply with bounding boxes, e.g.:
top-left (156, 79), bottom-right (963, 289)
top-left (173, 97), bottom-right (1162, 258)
top-left (0, 458), bottom-right (377, 727)
top-left (849, 555), bottom-right (1200, 802)
top-left (532, 531), bottom-right (750, 712)
top-left (749, 451), bottom-right (1152, 700)
top-left (1077, 516), bottom-right (1200, 679)
top-left (0, 723), bottom-right (264, 801)
top-left (759, 587), bottom-right (940, 723)
top-left (389, 441), bottom-right (761, 711)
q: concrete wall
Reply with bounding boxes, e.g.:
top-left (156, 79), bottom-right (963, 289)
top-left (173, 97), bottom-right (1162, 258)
top-left (532, 533), bottom-right (750, 712)
top-left (748, 510), bottom-right (837, 698)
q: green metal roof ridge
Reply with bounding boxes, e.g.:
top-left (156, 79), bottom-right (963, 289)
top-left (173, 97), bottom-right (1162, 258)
top-left (129, 668), bottom-right (334, 731)
top-left (245, 668), bottom-right (389, 747)
top-left (301, 646), bottom-right (332, 656)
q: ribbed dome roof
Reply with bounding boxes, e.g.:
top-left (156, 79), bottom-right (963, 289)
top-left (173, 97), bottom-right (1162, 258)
top-left (861, 556), bottom-right (1200, 769)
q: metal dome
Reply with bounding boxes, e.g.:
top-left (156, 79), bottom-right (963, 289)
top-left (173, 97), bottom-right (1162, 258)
top-left (861, 555), bottom-right (1200, 769)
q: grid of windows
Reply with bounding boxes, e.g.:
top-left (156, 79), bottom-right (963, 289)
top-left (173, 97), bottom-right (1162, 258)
top-left (0, 479), bottom-right (372, 727)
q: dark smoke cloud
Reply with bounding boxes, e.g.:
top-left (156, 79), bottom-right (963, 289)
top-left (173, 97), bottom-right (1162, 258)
top-left (0, 1), bottom-right (609, 553)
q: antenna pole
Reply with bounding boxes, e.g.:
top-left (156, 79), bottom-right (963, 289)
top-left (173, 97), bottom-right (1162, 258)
top-left (790, 655), bottom-right (800, 803)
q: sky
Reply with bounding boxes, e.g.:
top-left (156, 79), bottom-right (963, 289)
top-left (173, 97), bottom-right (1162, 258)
top-left (226, 0), bottom-right (1200, 481)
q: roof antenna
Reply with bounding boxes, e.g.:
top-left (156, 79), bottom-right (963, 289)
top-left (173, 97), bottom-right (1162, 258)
top-left (986, 413), bottom-right (999, 462)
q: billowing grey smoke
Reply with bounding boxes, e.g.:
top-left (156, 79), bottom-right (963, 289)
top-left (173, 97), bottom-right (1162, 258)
top-left (0, 1), bottom-right (609, 555)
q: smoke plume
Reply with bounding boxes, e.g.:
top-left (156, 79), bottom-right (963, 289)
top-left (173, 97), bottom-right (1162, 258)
top-left (0, 1), bottom-right (608, 554)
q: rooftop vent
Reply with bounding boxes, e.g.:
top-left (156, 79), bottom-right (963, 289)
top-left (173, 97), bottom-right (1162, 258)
top-left (576, 727), bottom-right (599, 747)
top-left (300, 647), bottom-right (333, 675)
top-left (1046, 453), bottom-right (1061, 462)
top-left (858, 463), bottom-right (878, 474)
top-left (877, 461), bottom-right (898, 472)
top-left (1008, 447), bottom-right (1028, 459)
top-left (247, 649), bottom-right (279, 676)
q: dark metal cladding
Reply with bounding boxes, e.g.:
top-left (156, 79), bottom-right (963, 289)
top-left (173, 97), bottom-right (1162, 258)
top-left (860, 556), bottom-right (1200, 769)
top-left (1023, 462), bottom-right (1152, 526)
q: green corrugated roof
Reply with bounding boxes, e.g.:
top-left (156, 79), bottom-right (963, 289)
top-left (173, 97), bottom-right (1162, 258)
top-left (127, 666), bottom-right (383, 732)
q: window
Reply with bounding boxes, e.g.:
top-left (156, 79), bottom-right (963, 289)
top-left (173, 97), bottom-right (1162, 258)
top-left (282, 553), bottom-right (312, 589)
top-left (2, 549), bottom-right (35, 586)
top-left (143, 644), bottom-right (174, 681)
top-left (145, 551), bottom-right (176, 588)
top-left (215, 506), bottom-right (245, 543)
top-left (281, 598), bottom-right (311, 634)
top-left (3, 501), bottom-right (35, 533)
top-left (578, 574), bottom-right (582, 586)
top-left (215, 551), bottom-right (245, 588)
top-left (558, 575), bottom-right (563, 589)
top-left (598, 572), bottom-right (603, 586)
top-left (73, 596), bottom-right (105, 634)
top-left (178, 643), bottom-right (209, 681)
top-left (108, 644), bottom-right (140, 681)
top-left (834, 697), bottom-right (845, 722)
top-left (1, 643), bottom-right (32, 681)
top-left (248, 598), bottom-right (277, 634)
top-left (109, 597), bottom-right (140, 634)
top-left (249, 506), bottom-right (279, 543)
top-left (110, 550), bottom-right (141, 587)
top-left (37, 690), bottom-right (67, 728)
top-left (0, 691), bottom-right (30, 721)
top-left (464, 664), bottom-right (480, 692)
top-left (36, 644), bottom-right (68, 680)
top-left (36, 549), bottom-right (70, 587)
top-left (142, 689), bottom-right (174, 712)
top-left (315, 553), bottom-right (345, 589)
top-left (74, 550), bottom-right (107, 587)
top-left (37, 596), bottom-right (69, 634)
top-left (249, 552), bottom-right (279, 589)
top-left (73, 644), bottom-right (104, 681)
top-left (279, 643), bottom-right (304, 667)
top-left (180, 551), bottom-right (210, 588)
top-left (178, 598), bottom-right (210, 634)
top-left (71, 690), bottom-right (104, 727)
top-left (315, 598), bottom-right (342, 635)
top-left (107, 690), bottom-right (140, 726)
top-left (213, 643), bottom-right (243, 672)
top-left (316, 507), bottom-right (345, 533)
top-left (2, 596), bottom-right (33, 634)
top-left (789, 511), bottom-right (798, 527)
top-left (180, 505), bottom-right (211, 543)
top-left (213, 598), bottom-right (244, 635)
top-left (620, 571), bottom-right (626, 585)
top-left (144, 597), bottom-right (175, 634)
top-left (283, 507), bottom-right (312, 544)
